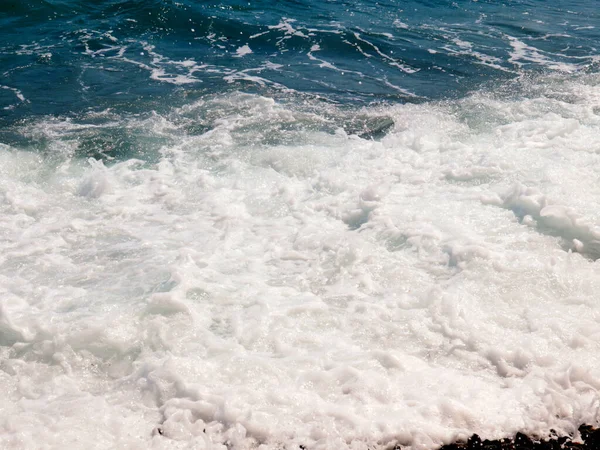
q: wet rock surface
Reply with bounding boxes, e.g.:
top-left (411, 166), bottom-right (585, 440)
top-left (437, 425), bottom-right (600, 450)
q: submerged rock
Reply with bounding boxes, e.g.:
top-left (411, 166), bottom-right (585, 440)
top-left (344, 115), bottom-right (395, 140)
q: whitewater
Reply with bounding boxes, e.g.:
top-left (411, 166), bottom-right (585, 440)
top-left (1, 73), bottom-right (600, 449)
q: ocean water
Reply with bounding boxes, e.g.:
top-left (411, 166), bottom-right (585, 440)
top-left (2, 1), bottom-right (600, 449)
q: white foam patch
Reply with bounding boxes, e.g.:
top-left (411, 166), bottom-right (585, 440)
top-left (2, 77), bottom-right (600, 449)
top-left (353, 32), bottom-right (419, 74)
top-left (268, 18), bottom-right (309, 39)
top-left (393, 20), bottom-right (409, 30)
top-left (235, 45), bottom-right (253, 57)
top-left (507, 36), bottom-right (581, 72)
top-left (442, 37), bottom-right (513, 73)
top-left (1, 85), bottom-right (28, 110)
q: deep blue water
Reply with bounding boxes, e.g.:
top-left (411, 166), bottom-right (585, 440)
top-left (1, 0), bottom-right (599, 142)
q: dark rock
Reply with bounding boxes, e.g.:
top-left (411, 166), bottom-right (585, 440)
top-left (439, 425), bottom-right (600, 450)
top-left (357, 116), bottom-right (395, 140)
top-left (481, 438), bottom-right (502, 449)
top-left (468, 434), bottom-right (482, 449)
top-left (439, 443), bottom-right (466, 450)
top-left (343, 115), bottom-right (395, 140)
top-left (515, 432), bottom-right (533, 449)
top-left (579, 425), bottom-right (600, 447)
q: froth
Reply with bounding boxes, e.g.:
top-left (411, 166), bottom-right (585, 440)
top-left (2, 75), bottom-right (600, 449)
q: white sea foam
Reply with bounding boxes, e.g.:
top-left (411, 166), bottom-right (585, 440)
top-left (442, 37), bottom-right (513, 73)
top-left (1, 85), bottom-right (28, 110)
top-left (2, 76), bottom-right (600, 449)
top-left (352, 32), bottom-right (419, 74)
top-left (393, 20), bottom-right (409, 30)
top-left (235, 45), bottom-right (253, 58)
top-left (507, 36), bottom-right (581, 72)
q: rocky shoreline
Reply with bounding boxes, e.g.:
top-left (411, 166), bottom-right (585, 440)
top-left (436, 425), bottom-right (600, 450)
